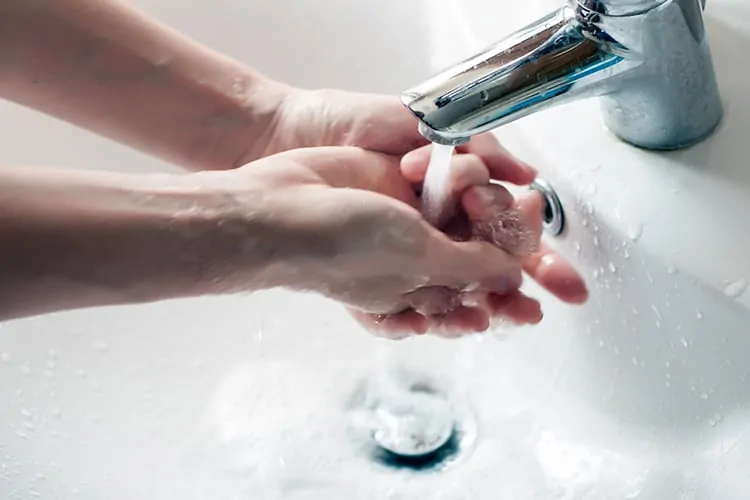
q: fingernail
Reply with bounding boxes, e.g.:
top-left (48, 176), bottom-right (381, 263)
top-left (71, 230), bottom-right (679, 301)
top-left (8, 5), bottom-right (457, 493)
top-left (474, 185), bottom-right (514, 212)
top-left (474, 185), bottom-right (496, 205)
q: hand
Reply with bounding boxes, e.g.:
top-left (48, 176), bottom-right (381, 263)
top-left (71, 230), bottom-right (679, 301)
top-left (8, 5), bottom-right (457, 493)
top-left (258, 89), bottom-right (430, 159)
top-left (222, 146), bottom-right (526, 317)
top-left (356, 141), bottom-right (589, 339)
top-left (247, 88), bottom-right (588, 336)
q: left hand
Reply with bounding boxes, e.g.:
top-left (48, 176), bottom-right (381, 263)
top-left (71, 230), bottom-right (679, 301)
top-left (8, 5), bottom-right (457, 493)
top-left (251, 88), bottom-right (589, 338)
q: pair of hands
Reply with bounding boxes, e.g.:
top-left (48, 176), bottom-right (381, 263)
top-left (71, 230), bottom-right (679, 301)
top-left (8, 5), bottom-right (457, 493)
top-left (222, 89), bottom-right (588, 338)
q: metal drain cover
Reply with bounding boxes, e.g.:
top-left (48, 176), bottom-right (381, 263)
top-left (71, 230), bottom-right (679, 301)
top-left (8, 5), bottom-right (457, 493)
top-left (370, 387), bottom-right (455, 457)
top-left (346, 373), bottom-right (478, 472)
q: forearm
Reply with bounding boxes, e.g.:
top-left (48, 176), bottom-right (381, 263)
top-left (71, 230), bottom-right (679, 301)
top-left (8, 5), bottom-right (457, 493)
top-left (0, 0), bottom-right (290, 171)
top-left (0, 166), bottom-right (285, 320)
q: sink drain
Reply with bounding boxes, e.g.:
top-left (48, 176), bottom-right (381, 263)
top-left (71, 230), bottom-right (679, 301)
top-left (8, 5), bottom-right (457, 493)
top-left (346, 373), bottom-right (477, 472)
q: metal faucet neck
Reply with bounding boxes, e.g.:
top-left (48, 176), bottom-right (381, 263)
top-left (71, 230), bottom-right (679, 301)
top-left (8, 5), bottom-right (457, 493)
top-left (401, 0), bottom-right (722, 151)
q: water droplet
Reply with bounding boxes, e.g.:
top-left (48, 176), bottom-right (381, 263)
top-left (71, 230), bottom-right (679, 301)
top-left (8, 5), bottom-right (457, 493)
top-left (680, 337), bottom-right (689, 348)
top-left (632, 357), bottom-right (639, 365)
top-left (628, 224), bottom-right (643, 241)
top-left (700, 392), bottom-right (709, 400)
top-left (21, 409), bottom-right (32, 418)
top-left (623, 248), bottom-right (631, 259)
top-left (667, 265), bottom-right (677, 275)
top-left (696, 310), bottom-right (703, 320)
top-left (665, 361), bottom-right (671, 368)
top-left (724, 279), bottom-right (748, 299)
top-left (0, 353), bottom-right (10, 364)
top-left (593, 236), bottom-right (600, 247)
top-left (50, 407), bottom-right (61, 419)
top-left (651, 305), bottom-right (662, 321)
top-left (608, 261), bottom-right (617, 273)
top-left (707, 413), bottom-right (723, 427)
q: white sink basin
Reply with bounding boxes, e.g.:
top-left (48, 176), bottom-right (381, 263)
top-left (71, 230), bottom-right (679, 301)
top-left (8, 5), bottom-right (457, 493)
top-left (1, 0), bottom-right (749, 498)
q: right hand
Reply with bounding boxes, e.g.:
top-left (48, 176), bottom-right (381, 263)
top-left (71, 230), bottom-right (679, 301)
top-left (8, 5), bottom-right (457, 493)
top-left (212, 146), bottom-right (527, 324)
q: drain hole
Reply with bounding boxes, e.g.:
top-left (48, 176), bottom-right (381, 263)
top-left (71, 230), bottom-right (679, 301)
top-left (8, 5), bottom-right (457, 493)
top-left (346, 372), bottom-right (478, 473)
top-left (371, 426), bottom-right (461, 472)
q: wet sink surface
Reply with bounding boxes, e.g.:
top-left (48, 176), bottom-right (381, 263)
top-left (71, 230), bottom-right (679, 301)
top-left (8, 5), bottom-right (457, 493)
top-left (2, 0), bottom-right (750, 498)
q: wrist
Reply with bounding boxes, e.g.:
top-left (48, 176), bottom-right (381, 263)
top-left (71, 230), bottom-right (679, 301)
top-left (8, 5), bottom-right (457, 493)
top-left (196, 77), bottom-right (298, 171)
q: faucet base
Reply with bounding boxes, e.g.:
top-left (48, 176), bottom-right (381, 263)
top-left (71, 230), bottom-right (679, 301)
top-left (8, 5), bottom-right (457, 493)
top-left (595, 0), bottom-right (724, 150)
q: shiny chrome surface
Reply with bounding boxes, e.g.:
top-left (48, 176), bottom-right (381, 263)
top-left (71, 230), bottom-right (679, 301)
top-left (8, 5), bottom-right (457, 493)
top-left (402, 0), bottom-right (722, 150)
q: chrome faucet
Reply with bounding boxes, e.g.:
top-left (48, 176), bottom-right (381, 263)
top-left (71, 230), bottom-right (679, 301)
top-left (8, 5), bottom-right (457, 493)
top-left (401, 0), bottom-right (722, 150)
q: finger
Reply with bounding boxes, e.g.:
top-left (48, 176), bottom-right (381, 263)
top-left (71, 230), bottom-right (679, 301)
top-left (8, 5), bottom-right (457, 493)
top-left (349, 308), bottom-right (429, 339)
top-left (487, 292), bottom-right (543, 325)
top-left (428, 235), bottom-right (523, 293)
top-left (463, 188), bottom-right (543, 257)
top-left (456, 133), bottom-right (537, 185)
top-left (427, 306), bottom-right (491, 338)
top-left (421, 153), bottom-right (493, 228)
top-left (510, 190), bottom-right (544, 251)
top-left (401, 148), bottom-right (492, 191)
top-left (461, 184), bottom-right (514, 222)
top-left (522, 244), bottom-right (589, 304)
top-left (400, 144), bottom-right (432, 184)
top-left (448, 154), bottom-right (491, 195)
top-left (406, 286), bottom-right (461, 316)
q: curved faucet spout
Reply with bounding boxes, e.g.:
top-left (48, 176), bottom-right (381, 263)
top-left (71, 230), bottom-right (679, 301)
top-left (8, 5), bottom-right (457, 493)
top-left (402, 0), bottom-right (722, 151)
